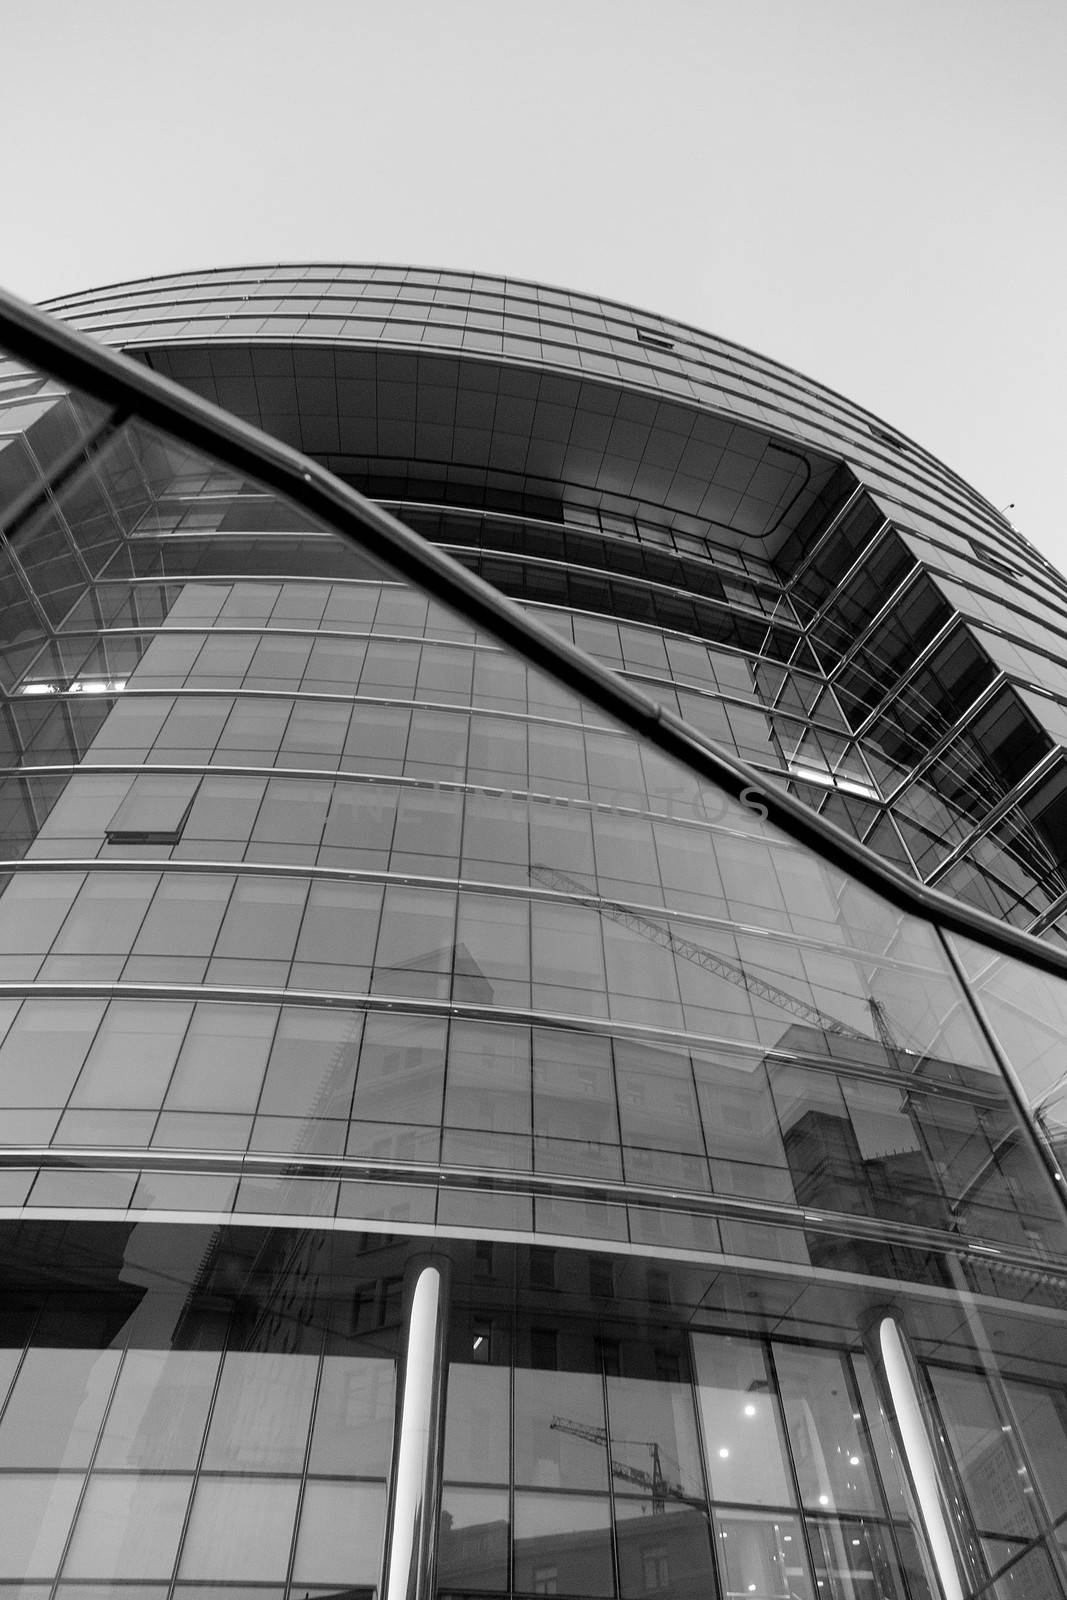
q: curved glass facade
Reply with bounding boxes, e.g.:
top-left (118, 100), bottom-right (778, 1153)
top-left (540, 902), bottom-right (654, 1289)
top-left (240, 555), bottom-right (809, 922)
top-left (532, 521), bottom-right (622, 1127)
top-left (0, 277), bottom-right (1066, 1600)
top-left (41, 265), bottom-right (1067, 940)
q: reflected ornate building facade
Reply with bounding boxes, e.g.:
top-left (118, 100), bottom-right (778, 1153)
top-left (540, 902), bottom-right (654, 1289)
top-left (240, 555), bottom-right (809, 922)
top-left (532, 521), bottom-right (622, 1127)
top-left (0, 269), bottom-right (1065, 1599)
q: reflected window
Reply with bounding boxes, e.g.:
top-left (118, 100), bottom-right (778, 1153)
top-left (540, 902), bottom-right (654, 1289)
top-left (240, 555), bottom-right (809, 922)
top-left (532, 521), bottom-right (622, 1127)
top-left (514, 1369), bottom-right (609, 1492)
top-left (438, 1486), bottom-right (510, 1590)
top-left (202, 1351), bottom-right (317, 1473)
top-left (0, 1347), bottom-right (119, 1468)
top-left (258, 1005), bottom-right (363, 1120)
top-left (692, 1334), bottom-right (793, 1507)
top-left (513, 1492), bottom-right (614, 1597)
top-left (352, 1012), bottom-right (447, 1125)
top-left (164, 1003), bottom-right (275, 1114)
top-left (773, 1343), bottom-right (879, 1513)
top-left (714, 1509), bottom-right (812, 1600)
top-left (62, 1473), bottom-right (191, 1578)
top-left (444, 1363), bottom-right (511, 1486)
top-left (0, 1474), bottom-right (83, 1581)
top-left (927, 1366), bottom-right (1040, 1540)
top-left (178, 1476), bottom-right (300, 1581)
top-left (291, 1479), bottom-right (386, 1586)
top-left (96, 1348), bottom-right (220, 1469)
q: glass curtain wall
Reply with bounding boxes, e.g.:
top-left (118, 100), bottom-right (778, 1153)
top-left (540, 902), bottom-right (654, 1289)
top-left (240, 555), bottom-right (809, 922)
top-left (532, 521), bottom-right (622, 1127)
top-left (0, 319), bottom-right (1066, 1600)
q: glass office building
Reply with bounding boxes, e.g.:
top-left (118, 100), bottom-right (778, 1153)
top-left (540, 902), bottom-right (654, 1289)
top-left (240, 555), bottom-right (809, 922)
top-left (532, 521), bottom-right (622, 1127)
top-left (0, 267), bottom-right (1066, 1600)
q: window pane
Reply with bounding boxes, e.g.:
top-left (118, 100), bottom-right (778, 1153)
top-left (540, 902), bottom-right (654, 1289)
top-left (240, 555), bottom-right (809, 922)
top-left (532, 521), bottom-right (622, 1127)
top-left (372, 886), bottom-right (455, 996)
top-left (0, 873), bottom-right (84, 954)
top-left (0, 1473), bottom-right (83, 1580)
top-left (132, 874), bottom-right (233, 957)
top-left (438, 1487), bottom-right (509, 1590)
top-left (178, 1476), bottom-right (300, 1580)
top-left (773, 1344), bottom-right (879, 1513)
top-left (183, 776), bottom-right (266, 843)
top-left (63, 1474), bottom-right (191, 1578)
top-left (202, 1352), bottom-right (317, 1472)
top-left (0, 1347), bottom-right (119, 1467)
top-left (259, 1007), bottom-right (363, 1120)
top-left (514, 1370), bottom-right (608, 1491)
top-left (691, 1334), bottom-right (793, 1506)
top-left (1005, 1379), bottom-right (1067, 1521)
top-left (0, 1001), bottom-right (106, 1107)
top-left (212, 875), bottom-right (308, 960)
top-left (290, 1480), bottom-right (385, 1585)
top-left (294, 879), bottom-right (382, 968)
top-left (71, 1001), bottom-right (191, 1109)
top-left (606, 1370), bottom-right (705, 1509)
top-left (444, 1363), bottom-right (510, 1486)
top-left (308, 1354), bottom-right (395, 1476)
top-left (352, 1013), bottom-right (446, 1126)
top-left (714, 1510), bottom-right (812, 1600)
top-left (249, 778), bottom-right (329, 848)
top-left (513, 1492), bottom-right (614, 1597)
top-left (95, 1348), bottom-right (220, 1469)
top-left (164, 1003), bottom-right (275, 1113)
top-left (806, 1516), bottom-right (914, 1600)
top-left (454, 893), bottom-right (531, 1005)
top-left (53, 872), bottom-right (159, 953)
top-left (927, 1367), bottom-right (1039, 1539)
top-left (615, 1499), bottom-right (716, 1600)
top-left (445, 1020), bottom-right (531, 1136)
top-left (107, 774), bottom-right (199, 841)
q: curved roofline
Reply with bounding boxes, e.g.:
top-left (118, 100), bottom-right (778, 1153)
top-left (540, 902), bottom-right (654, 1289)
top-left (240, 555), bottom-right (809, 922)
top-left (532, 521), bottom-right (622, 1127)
top-left (41, 259), bottom-right (1008, 518)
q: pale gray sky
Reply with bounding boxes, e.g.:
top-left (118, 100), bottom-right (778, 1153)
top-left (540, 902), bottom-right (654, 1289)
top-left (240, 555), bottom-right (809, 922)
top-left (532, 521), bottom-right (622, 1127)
top-left (4, 0), bottom-right (1065, 564)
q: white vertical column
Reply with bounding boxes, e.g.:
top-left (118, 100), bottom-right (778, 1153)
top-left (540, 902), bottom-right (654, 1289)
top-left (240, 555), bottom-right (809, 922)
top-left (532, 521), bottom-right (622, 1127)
top-left (382, 1258), bottom-right (451, 1600)
top-left (878, 1315), bottom-right (965, 1600)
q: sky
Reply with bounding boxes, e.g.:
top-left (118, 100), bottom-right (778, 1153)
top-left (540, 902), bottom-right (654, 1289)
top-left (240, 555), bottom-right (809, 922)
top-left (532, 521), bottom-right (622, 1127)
top-left (3, 0), bottom-right (1065, 566)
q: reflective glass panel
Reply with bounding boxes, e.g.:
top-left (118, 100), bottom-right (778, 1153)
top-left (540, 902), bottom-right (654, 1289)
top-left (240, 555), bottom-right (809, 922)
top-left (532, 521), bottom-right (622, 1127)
top-left (713, 1509), bottom-right (812, 1600)
top-left (290, 1479), bottom-right (386, 1585)
top-left (438, 1486), bottom-right (509, 1590)
top-left (0, 1347), bottom-right (119, 1467)
top-left (178, 1476), bottom-right (300, 1580)
top-left (62, 1474), bottom-right (191, 1578)
top-left (95, 1348), bottom-right (220, 1469)
top-left (773, 1344), bottom-right (879, 1514)
top-left (692, 1334), bottom-right (793, 1507)
top-left (201, 1352), bottom-right (317, 1472)
top-left (513, 1491), bottom-right (614, 1597)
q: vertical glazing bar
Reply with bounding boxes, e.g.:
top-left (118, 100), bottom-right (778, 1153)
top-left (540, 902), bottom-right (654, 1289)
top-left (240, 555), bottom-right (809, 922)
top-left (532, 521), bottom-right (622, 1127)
top-left (939, 926), bottom-right (1067, 1215)
top-left (878, 1315), bottom-right (965, 1600)
top-left (381, 1256), bottom-right (451, 1600)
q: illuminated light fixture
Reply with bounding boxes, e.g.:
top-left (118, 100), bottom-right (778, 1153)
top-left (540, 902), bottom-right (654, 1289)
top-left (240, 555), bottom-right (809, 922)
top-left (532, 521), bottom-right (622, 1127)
top-left (743, 1403), bottom-right (756, 1416)
top-left (849, 1455), bottom-right (860, 1465)
top-left (21, 677), bottom-right (126, 696)
top-left (718, 1447), bottom-right (730, 1458)
top-left (818, 1494), bottom-right (829, 1505)
top-left (472, 1335), bottom-right (484, 1349)
top-left (72, 678), bottom-right (126, 694)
